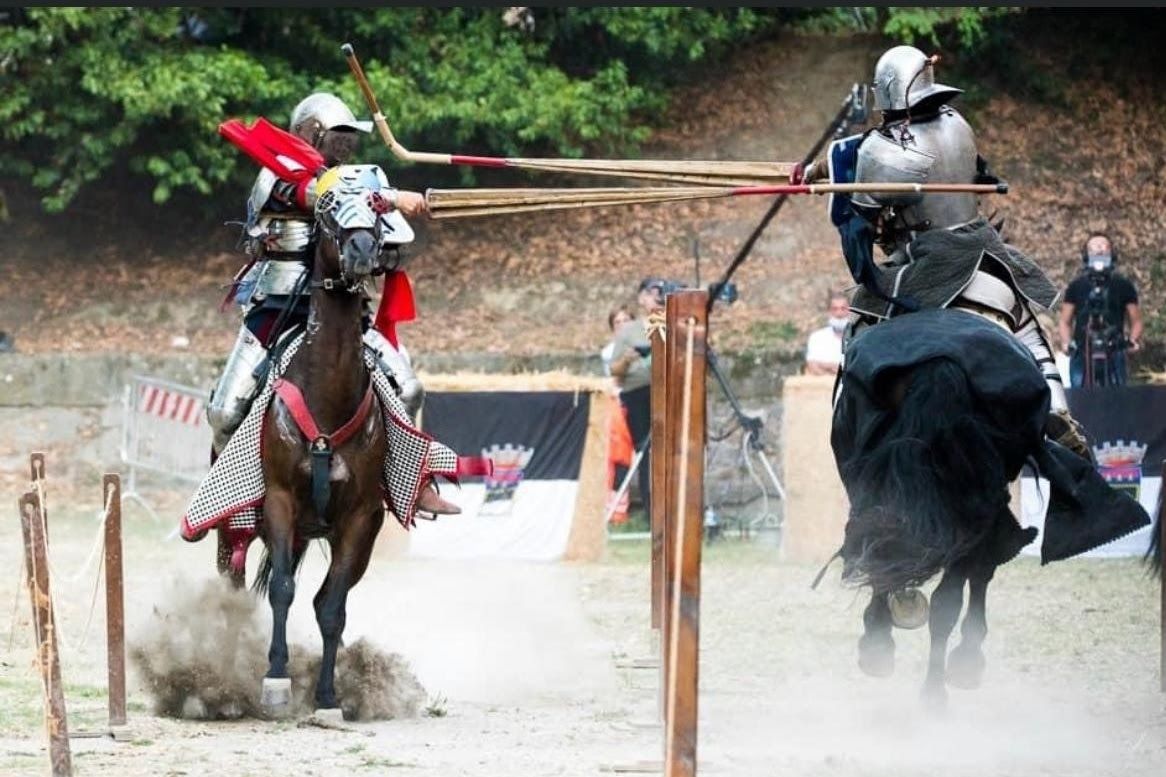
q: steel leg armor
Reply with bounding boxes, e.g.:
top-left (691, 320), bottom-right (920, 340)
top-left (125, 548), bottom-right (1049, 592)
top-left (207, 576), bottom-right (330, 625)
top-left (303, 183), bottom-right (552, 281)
top-left (1016, 310), bottom-right (1091, 459)
top-left (206, 325), bottom-right (269, 454)
top-left (363, 328), bottom-right (424, 420)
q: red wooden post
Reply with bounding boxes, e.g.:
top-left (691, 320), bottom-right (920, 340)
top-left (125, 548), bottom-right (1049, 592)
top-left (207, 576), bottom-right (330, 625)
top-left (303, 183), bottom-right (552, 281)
top-left (19, 492), bottom-right (73, 777)
top-left (103, 475), bottom-right (127, 726)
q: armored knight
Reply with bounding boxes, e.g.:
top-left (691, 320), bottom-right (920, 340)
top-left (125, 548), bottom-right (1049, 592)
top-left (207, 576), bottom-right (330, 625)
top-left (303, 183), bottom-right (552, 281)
top-left (208, 92), bottom-right (428, 451)
top-left (207, 92), bottom-right (456, 514)
top-left (824, 45), bottom-right (1088, 458)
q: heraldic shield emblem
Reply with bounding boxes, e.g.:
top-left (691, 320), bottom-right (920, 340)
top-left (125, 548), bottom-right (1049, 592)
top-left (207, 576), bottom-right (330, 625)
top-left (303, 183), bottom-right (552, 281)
top-left (480, 443), bottom-right (536, 517)
top-left (1091, 439), bottom-right (1148, 502)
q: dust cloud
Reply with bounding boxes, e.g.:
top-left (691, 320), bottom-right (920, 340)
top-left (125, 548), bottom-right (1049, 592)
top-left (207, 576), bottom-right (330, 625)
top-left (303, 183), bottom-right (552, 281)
top-left (128, 576), bottom-right (426, 722)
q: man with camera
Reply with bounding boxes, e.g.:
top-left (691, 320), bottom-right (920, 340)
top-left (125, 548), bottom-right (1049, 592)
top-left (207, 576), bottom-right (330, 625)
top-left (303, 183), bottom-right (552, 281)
top-left (1058, 234), bottom-right (1143, 388)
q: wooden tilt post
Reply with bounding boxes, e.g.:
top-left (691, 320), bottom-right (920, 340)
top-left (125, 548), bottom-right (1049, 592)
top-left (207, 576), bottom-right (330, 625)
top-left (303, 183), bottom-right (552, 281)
top-left (103, 475), bottom-right (127, 727)
top-left (650, 317), bottom-right (669, 633)
top-left (31, 451), bottom-right (48, 542)
top-left (662, 290), bottom-right (708, 777)
top-left (1160, 460), bottom-right (1165, 694)
top-left (659, 298), bottom-right (680, 707)
top-left (19, 492), bottom-right (73, 777)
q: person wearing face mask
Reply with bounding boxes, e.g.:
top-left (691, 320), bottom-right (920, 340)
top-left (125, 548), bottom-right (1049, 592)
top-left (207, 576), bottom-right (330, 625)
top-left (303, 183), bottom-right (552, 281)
top-left (805, 291), bottom-right (852, 376)
top-left (1058, 233), bottom-right (1143, 387)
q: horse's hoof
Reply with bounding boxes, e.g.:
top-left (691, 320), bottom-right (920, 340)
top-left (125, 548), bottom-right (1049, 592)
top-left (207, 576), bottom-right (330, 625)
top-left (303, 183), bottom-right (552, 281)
top-left (181, 695), bottom-right (207, 719)
top-left (889, 588), bottom-right (929, 630)
top-left (311, 707), bottom-right (346, 726)
top-left (921, 680), bottom-right (948, 712)
top-left (946, 644), bottom-right (986, 690)
top-left (220, 700), bottom-right (244, 720)
top-left (261, 677), bottom-right (293, 718)
top-left (857, 635), bottom-right (895, 678)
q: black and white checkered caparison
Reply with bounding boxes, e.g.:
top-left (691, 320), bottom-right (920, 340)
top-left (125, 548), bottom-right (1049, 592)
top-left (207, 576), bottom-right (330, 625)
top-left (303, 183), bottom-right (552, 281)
top-left (181, 333), bottom-right (460, 539)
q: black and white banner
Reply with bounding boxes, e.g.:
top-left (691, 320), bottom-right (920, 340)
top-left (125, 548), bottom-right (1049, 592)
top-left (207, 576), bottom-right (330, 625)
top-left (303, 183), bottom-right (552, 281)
top-left (412, 391), bottom-right (590, 560)
top-left (1021, 385), bottom-right (1166, 558)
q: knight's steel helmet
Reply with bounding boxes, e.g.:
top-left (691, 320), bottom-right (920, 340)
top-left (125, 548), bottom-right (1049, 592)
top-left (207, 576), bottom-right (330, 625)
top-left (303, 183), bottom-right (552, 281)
top-left (289, 93), bottom-right (373, 136)
top-left (871, 45), bottom-right (962, 112)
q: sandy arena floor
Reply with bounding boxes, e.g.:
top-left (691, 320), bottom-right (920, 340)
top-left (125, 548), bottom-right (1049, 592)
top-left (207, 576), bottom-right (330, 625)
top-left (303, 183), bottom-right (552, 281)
top-left (0, 483), bottom-right (1162, 777)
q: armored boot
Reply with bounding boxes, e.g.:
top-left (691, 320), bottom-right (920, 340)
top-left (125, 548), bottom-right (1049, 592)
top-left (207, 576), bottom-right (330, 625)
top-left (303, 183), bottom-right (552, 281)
top-left (1045, 382), bottom-right (1093, 462)
top-left (206, 324), bottom-right (270, 455)
top-left (1014, 313), bottom-right (1092, 461)
top-left (416, 478), bottom-right (461, 516)
top-left (363, 327), bottom-right (425, 421)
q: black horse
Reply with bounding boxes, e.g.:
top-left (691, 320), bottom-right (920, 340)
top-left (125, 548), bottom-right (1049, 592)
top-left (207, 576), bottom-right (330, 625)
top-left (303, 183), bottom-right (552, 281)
top-left (829, 309), bottom-right (1153, 707)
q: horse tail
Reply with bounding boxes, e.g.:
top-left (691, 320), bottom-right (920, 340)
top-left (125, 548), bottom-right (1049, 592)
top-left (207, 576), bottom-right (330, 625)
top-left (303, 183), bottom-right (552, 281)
top-left (841, 358), bottom-right (1010, 592)
top-left (251, 543), bottom-right (309, 597)
top-left (252, 548), bottom-right (275, 597)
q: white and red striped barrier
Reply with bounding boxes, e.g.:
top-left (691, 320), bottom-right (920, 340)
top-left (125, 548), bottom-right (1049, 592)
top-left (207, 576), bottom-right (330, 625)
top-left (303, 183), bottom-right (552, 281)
top-left (120, 376), bottom-right (212, 517)
top-left (137, 381), bottom-right (206, 427)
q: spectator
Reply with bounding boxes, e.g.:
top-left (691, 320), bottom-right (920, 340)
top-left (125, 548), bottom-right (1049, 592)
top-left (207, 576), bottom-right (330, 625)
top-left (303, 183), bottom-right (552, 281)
top-left (600, 305), bottom-right (634, 378)
top-left (609, 278), bottom-right (666, 521)
top-left (601, 304), bottom-right (635, 524)
top-left (804, 291), bottom-right (850, 376)
top-left (1058, 233), bottom-right (1143, 387)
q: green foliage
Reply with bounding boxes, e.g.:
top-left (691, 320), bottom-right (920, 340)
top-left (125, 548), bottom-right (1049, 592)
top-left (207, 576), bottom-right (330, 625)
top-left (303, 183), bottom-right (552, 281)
top-left (789, 7), bottom-right (1021, 53)
top-left (0, 7), bottom-right (779, 211)
top-left (0, 7), bottom-right (1034, 213)
top-left (881, 7), bottom-right (1020, 51)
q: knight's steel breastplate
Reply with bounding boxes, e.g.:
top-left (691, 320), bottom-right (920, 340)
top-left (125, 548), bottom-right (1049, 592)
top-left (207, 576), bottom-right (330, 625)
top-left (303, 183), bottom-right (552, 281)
top-left (253, 215), bottom-right (314, 255)
top-left (853, 106), bottom-right (980, 251)
top-left (245, 168), bottom-right (315, 257)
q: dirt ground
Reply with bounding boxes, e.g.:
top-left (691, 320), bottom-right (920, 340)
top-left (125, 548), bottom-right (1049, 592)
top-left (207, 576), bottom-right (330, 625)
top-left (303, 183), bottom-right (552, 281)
top-left (0, 479), bottom-right (1162, 777)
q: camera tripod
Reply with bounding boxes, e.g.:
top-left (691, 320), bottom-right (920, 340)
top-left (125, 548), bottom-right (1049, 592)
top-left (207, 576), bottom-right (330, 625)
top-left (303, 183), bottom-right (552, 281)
top-left (602, 346), bottom-right (786, 536)
top-left (1081, 316), bottom-right (1128, 388)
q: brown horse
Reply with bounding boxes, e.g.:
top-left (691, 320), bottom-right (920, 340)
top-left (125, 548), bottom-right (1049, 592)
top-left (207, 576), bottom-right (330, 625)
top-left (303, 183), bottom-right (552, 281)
top-left (251, 177), bottom-right (389, 716)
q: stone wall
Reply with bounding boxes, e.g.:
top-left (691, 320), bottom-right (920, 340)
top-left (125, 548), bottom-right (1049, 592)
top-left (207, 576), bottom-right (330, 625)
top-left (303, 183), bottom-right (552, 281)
top-left (0, 346), bottom-right (807, 533)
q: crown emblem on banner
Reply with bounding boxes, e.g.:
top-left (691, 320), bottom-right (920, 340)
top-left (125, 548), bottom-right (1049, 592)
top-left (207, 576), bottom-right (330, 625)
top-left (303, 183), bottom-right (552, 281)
top-left (482, 443), bottom-right (536, 507)
top-left (1091, 439), bottom-right (1148, 501)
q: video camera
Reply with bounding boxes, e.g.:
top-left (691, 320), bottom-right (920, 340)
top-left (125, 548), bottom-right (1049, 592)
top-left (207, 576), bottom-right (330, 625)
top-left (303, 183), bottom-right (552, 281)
top-left (1074, 266), bottom-right (1130, 389)
top-left (642, 278), bottom-right (738, 305)
top-left (631, 279), bottom-right (739, 357)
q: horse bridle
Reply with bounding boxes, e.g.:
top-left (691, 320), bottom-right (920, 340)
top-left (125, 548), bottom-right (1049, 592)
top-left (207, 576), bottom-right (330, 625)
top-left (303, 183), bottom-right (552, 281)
top-left (313, 189), bottom-right (390, 294)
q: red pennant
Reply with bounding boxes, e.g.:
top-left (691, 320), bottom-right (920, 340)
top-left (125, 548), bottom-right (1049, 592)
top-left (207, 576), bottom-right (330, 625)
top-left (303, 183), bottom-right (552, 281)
top-left (218, 117), bottom-right (325, 181)
top-left (372, 270), bottom-right (417, 349)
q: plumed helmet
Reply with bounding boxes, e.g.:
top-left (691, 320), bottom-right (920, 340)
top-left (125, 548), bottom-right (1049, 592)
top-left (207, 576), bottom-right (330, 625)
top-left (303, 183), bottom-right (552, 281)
top-left (872, 45), bottom-right (962, 113)
top-left (289, 93), bottom-right (373, 137)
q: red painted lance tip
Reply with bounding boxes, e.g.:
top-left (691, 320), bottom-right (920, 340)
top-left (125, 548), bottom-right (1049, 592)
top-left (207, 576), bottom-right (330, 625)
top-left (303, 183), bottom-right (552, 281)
top-left (450, 155), bottom-right (510, 168)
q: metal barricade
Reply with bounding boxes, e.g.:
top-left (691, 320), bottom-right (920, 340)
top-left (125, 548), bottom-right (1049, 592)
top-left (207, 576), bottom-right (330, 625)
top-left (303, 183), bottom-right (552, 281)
top-left (120, 375), bottom-right (212, 519)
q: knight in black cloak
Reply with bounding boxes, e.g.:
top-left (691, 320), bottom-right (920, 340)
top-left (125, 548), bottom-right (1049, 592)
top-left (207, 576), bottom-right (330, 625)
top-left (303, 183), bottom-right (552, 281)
top-left (814, 45), bottom-right (1089, 460)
